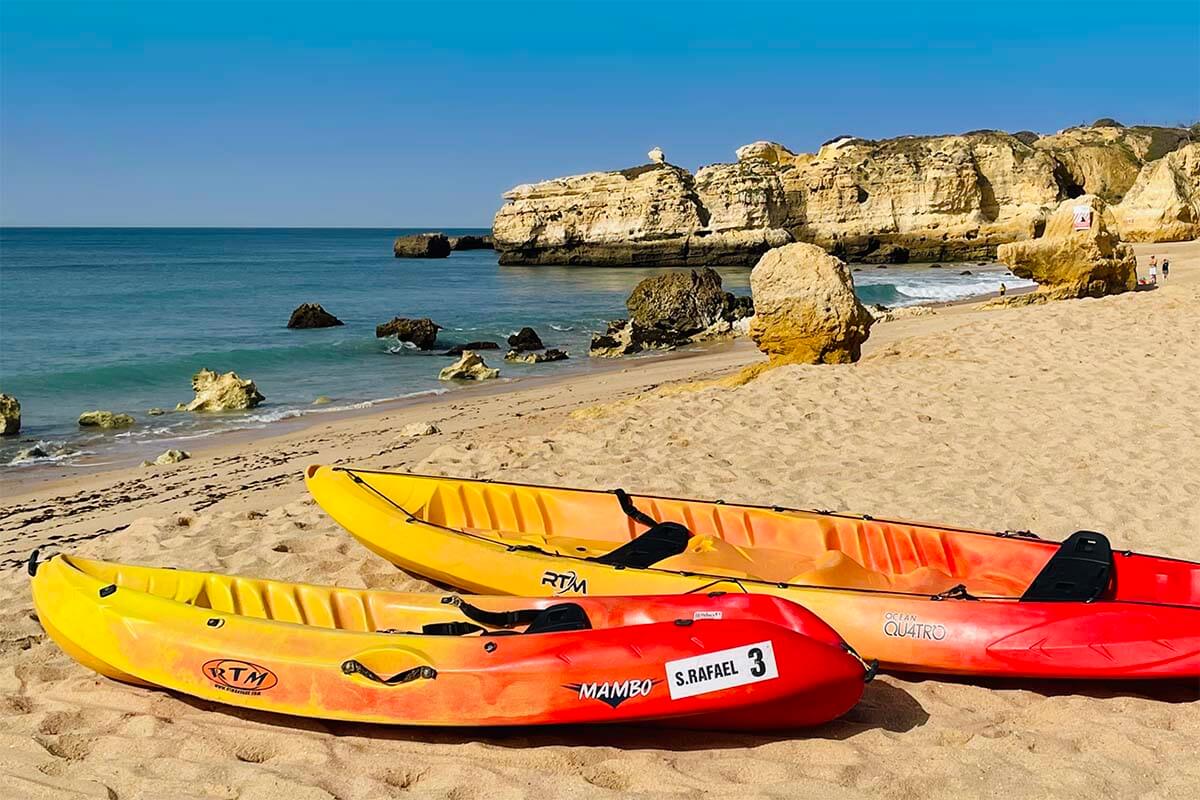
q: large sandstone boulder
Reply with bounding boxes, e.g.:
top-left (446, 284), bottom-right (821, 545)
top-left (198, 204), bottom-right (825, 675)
top-left (1113, 143), bottom-right (1200, 242)
top-left (287, 303), bottom-right (344, 329)
top-left (393, 233), bottom-right (451, 258)
top-left (78, 410), bottom-right (135, 429)
top-left (178, 369), bottom-right (265, 412)
top-left (375, 317), bottom-right (441, 349)
top-left (438, 351), bottom-right (499, 381)
top-left (996, 195), bottom-right (1136, 299)
top-left (0, 394), bottom-right (19, 436)
top-left (749, 243), bottom-right (874, 364)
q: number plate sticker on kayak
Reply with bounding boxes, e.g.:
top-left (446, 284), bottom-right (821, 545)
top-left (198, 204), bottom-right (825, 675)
top-left (665, 640), bottom-right (778, 700)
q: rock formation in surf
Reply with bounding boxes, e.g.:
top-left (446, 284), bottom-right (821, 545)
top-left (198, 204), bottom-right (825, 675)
top-left (77, 410), bottom-right (136, 429)
top-left (393, 232), bottom-right (452, 258)
top-left (506, 348), bottom-right (568, 364)
top-left (587, 268), bottom-right (755, 357)
top-left (439, 351), bottom-right (500, 381)
top-left (287, 303), bottom-right (344, 329)
top-left (749, 243), bottom-right (874, 364)
top-left (375, 317), bottom-right (441, 349)
top-left (492, 124), bottom-right (1197, 266)
top-left (442, 341), bottom-right (500, 357)
top-left (178, 369), bottom-right (265, 412)
top-left (996, 195), bottom-right (1136, 300)
top-left (448, 234), bottom-right (494, 251)
top-left (507, 327), bottom-right (544, 352)
top-left (0, 394), bottom-right (19, 436)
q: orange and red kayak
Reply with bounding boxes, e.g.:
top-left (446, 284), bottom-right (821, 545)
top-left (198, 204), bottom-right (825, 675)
top-left (29, 553), bottom-right (869, 729)
top-left (307, 468), bottom-right (1200, 680)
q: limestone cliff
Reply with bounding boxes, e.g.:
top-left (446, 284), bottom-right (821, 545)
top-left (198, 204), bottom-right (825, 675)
top-left (1111, 143), bottom-right (1200, 242)
top-left (494, 163), bottom-right (790, 266)
top-left (493, 124), bottom-right (1196, 266)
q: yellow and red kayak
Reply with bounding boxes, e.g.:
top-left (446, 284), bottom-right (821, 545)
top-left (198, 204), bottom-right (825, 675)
top-left (306, 467), bottom-right (1200, 679)
top-left (29, 552), bottom-right (869, 728)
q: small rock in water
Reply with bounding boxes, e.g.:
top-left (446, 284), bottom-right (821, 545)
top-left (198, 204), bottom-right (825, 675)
top-left (507, 327), bottom-right (544, 352)
top-left (505, 348), bottom-right (569, 364)
top-left (448, 235), bottom-right (494, 251)
top-left (375, 317), bottom-right (441, 349)
top-left (442, 341), bottom-right (500, 357)
top-left (397, 422), bottom-right (440, 438)
top-left (12, 444), bottom-right (49, 462)
top-left (0, 394), bottom-right (21, 436)
top-left (287, 303), bottom-right (343, 329)
top-left (439, 351), bottom-right (500, 381)
top-left (312, 396), bottom-right (334, 405)
top-left (960, 270), bottom-right (972, 275)
top-left (178, 369), bottom-right (265, 412)
top-left (393, 232), bottom-right (451, 258)
top-left (147, 407), bottom-right (167, 416)
top-left (78, 410), bottom-right (136, 429)
top-left (929, 263), bottom-right (942, 269)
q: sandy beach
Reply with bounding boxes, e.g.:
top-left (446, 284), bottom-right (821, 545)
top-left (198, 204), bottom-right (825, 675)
top-left (1, 241), bottom-right (1197, 799)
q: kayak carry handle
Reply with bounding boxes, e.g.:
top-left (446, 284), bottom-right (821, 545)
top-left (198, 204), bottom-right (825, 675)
top-left (341, 659), bottom-right (437, 685)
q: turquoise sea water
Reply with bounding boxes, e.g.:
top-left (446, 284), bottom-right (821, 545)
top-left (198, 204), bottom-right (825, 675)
top-left (0, 228), bottom-right (1026, 469)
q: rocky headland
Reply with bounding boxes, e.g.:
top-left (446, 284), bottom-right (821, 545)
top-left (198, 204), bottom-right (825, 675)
top-left (493, 122), bottom-right (1198, 267)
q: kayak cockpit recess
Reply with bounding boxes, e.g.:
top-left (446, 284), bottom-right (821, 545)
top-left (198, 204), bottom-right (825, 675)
top-left (1020, 530), bottom-right (1113, 602)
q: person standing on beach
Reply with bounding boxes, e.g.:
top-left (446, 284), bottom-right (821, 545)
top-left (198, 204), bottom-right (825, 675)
top-left (1161, 257), bottom-right (1170, 280)
top-left (1148, 255), bottom-right (1158, 285)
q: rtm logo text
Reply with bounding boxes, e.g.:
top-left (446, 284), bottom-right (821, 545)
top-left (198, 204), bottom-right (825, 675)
top-left (541, 569), bottom-right (588, 595)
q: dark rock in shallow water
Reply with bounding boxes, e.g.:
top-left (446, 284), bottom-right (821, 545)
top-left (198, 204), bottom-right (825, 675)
top-left (375, 317), bottom-right (441, 349)
top-left (287, 303), bottom-right (344, 329)
top-left (442, 341), bottom-right (500, 356)
top-left (506, 348), bottom-right (568, 364)
top-left (448, 235), bottom-right (494, 251)
top-left (626, 268), bottom-right (734, 344)
top-left (929, 263), bottom-right (942, 269)
top-left (960, 270), bottom-right (973, 275)
top-left (393, 233), bottom-right (451, 259)
top-left (722, 294), bottom-right (754, 322)
top-left (589, 320), bottom-right (642, 358)
top-left (507, 327), bottom-right (544, 351)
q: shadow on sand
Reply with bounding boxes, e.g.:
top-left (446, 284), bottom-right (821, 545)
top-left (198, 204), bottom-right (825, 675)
top-left (888, 672), bottom-right (1200, 704)
top-left (170, 676), bottom-right (929, 751)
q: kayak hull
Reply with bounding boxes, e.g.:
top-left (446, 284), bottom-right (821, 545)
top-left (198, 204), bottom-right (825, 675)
top-left (30, 554), bottom-right (867, 728)
top-left (306, 467), bottom-right (1200, 679)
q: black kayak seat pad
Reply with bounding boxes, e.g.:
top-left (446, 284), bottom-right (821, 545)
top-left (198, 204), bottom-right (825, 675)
top-left (1021, 530), bottom-right (1113, 602)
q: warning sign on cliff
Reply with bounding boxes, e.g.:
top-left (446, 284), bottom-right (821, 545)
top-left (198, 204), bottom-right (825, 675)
top-left (1072, 206), bottom-right (1093, 231)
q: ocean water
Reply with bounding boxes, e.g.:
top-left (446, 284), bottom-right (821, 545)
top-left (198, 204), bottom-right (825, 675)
top-left (0, 228), bottom-right (1029, 469)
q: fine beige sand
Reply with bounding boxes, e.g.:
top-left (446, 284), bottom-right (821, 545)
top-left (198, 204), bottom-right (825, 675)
top-left (1, 241), bottom-right (1197, 799)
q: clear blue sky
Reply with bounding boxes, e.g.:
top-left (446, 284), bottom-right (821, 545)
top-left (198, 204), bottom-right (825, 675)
top-left (2, 0), bottom-right (1197, 227)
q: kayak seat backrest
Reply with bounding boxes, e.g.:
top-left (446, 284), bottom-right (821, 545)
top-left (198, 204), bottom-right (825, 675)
top-left (591, 522), bottom-right (691, 569)
top-left (1021, 530), bottom-right (1113, 602)
top-left (524, 603), bottom-right (593, 633)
